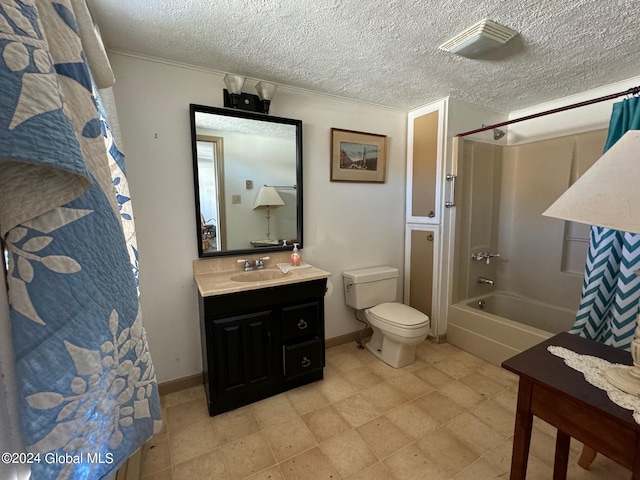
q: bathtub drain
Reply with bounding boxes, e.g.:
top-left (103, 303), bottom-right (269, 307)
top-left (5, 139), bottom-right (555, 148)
top-left (478, 300), bottom-right (486, 310)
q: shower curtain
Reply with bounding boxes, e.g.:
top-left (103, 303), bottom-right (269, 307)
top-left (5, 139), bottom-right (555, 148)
top-left (571, 96), bottom-right (640, 350)
top-left (0, 1), bottom-right (161, 479)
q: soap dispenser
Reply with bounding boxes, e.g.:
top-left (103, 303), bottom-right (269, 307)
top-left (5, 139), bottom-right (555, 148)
top-left (291, 243), bottom-right (301, 266)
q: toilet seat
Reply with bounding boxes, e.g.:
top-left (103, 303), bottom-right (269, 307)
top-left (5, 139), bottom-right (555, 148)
top-left (366, 302), bottom-right (429, 330)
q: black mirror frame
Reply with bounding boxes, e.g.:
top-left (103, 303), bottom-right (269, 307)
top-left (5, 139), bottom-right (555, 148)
top-left (190, 104), bottom-right (303, 257)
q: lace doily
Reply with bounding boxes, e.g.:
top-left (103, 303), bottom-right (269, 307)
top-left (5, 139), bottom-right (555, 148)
top-left (547, 346), bottom-right (640, 424)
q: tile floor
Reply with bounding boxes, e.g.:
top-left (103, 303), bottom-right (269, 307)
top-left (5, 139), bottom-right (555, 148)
top-left (141, 340), bottom-right (630, 479)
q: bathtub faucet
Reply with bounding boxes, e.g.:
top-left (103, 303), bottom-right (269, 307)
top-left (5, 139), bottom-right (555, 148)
top-left (477, 276), bottom-right (495, 285)
top-left (471, 251), bottom-right (500, 264)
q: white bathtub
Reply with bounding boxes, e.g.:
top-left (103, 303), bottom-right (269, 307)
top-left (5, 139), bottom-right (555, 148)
top-left (447, 291), bottom-right (576, 365)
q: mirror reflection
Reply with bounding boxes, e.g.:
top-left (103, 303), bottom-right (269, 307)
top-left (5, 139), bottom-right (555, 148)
top-left (190, 105), bottom-right (303, 257)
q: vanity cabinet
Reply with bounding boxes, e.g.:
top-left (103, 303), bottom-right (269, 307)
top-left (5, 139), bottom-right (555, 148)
top-left (199, 278), bottom-right (326, 416)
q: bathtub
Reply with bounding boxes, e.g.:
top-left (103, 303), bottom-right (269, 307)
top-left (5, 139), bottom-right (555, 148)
top-left (446, 291), bottom-right (577, 365)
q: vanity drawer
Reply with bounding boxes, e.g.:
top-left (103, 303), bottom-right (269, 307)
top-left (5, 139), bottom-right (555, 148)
top-left (283, 338), bottom-right (323, 379)
top-left (282, 302), bottom-right (320, 341)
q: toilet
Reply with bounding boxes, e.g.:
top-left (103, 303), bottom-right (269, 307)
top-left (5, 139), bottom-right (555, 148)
top-left (343, 266), bottom-right (430, 368)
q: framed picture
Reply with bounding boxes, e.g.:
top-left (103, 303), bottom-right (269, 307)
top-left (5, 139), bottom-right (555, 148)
top-left (330, 128), bottom-right (388, 183)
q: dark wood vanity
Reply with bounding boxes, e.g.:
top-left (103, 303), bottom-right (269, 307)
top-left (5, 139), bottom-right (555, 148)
top-left (196, 263), bottom-right (328, 416)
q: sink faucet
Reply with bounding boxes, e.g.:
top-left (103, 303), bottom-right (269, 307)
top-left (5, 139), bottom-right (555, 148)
top-left (477, 276), bottom-right (495, 285)
top-left (237, 256), bottom-right (270, 271)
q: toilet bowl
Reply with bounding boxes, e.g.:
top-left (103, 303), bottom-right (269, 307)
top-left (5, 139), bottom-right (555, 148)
top-left (343, 266), bottom-right (430, 368)
top-left (364, 302), bottom-right (430, 368)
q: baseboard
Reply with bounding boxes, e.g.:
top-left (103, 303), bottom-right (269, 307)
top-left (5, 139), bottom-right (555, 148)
top-left (325, 328), bottom-right (373, 349)
top-left (158, 373), bottom-right (204, 396)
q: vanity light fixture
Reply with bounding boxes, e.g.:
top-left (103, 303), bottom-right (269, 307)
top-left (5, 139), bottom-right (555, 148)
top-left (253, 186), bottom-right (285, 241)
top-left (543, 130), bottom-right (640, 394)
top-left (223, 74), bottom-right (277, 114)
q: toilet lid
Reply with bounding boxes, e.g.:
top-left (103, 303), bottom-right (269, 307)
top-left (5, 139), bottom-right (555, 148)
top-left (367, 302), bottom-right (429, 328)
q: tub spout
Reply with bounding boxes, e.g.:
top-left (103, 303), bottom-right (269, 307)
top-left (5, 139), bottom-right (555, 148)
top-left (477, 276), bottom-right (494, 285)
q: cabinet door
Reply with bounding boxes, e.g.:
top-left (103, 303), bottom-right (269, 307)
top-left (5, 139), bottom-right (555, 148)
top-left (212, 310), bottom-right (273, 395)
top-left (407, 100), bottom-right (446, 224)
top-left (404, 225), bottom-right (438, 336)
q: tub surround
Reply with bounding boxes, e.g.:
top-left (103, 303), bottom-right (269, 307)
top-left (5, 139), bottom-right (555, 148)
top-left (194, 252), bottom-right (330, 297)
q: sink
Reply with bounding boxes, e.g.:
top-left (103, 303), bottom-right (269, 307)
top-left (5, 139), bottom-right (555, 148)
top-left (230, 269), bottom-right (285, 282)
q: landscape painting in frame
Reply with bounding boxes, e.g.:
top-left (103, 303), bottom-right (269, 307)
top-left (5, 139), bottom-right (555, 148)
top-left (330, 128), bottom-right (388, 182)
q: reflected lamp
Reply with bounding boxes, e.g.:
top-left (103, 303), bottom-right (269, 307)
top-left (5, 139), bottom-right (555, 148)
top-left (253, 186), bottom-right (285, 241)
top-left (543, 130), bottom-right (640, 394)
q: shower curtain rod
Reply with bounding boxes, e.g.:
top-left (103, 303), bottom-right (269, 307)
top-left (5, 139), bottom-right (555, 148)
top-left (456, 85), bottom-right (640, 137)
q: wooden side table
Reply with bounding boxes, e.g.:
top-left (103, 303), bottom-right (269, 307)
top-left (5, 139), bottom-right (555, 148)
top-left (502, 332), bottom-right (640, 479)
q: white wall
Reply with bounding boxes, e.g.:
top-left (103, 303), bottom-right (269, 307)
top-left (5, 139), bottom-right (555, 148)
top-left (109, 52), bottom-right (407, 383)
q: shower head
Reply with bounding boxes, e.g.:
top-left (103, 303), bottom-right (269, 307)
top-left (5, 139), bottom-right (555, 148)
top-left (493, 128), bottom-right (505, 140)
top-left (482, 124), bottom-right (506, 141)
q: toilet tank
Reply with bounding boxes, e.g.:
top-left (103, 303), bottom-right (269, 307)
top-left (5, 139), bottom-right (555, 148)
top-left (343, 266), bottom-right (399, 310)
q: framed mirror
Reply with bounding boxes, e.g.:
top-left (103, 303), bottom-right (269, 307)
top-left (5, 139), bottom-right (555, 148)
top-left (190, 104), bottom-right (303, 257)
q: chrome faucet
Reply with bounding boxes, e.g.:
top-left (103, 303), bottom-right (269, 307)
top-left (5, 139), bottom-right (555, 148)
top-left (477, 276), bottom-right (495, 285)
top-left (471, 252), bottom-right (500, 264)
top-left (237, 257), bottom-right (270, 271)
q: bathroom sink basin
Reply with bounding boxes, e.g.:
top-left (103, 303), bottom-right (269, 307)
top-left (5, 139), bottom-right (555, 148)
top-left (230, 269), bottom-right (284, 282)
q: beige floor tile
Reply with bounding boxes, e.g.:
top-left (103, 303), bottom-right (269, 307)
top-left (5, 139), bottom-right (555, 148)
top-left (415, 427), bottom-right (479, 477)
top-left (172, 449), bottom-right (228, 480)
top-left (402, 358), bottom-right (430, 372)
top-left (470, 398), bottom-right (518, 437)
top-left (317, 374), bottom-right (360, 403)
top-left (333, 392), bottom-right (381, 427)
top-left (413, 365), bottom-right (456, 388)
top-left (366, 358), bottom-right (411, 380)
top-left (483, 438), bottom-right (553, 480)
top-left (384, 444), bottom-right (449, 480)
top-left (326, 351), bottom-right (366, 372)
top-left (459, 371), bottom-right (507, 399)
top-left (140, 433), bottom-right (171, 478)
top-left (492, 388), bottom-right (518, 414)
top-left (165, 398), bottom-right (210, 432)
top-left (415, 342), bottom-right (450, 364)
top-left (527, 424), bottom-right (558, 467)
top-left (433, 355), bottom-right (478, 380)
top-left (431, 342), bottom-right (463, 356)
top-left (346, 461), bottom-right (396, 480)
top-left (221, 431), bottom-right (276, 480)
top-left (341, 366), bottom-right (384, 390)
top-left (170, 418), bottom-right (219, 465)
top-left (386, 372), bottom-right (434, 399)
top-left (163, 385), bottom-right (206, 408)
top-left (142, 467), bottom-right (173, 480)
top-left (280, 446), bottom-right (340, 480)
top-left (566, 454), bottom-right (630, 479)
top-left (445, 412), bottom-right (505, 456)
top-left (413, 391), bottom-right (465, 424)
top-left (264, 417), bottom-right (317, 462)
top-left (252, 394), bottom-right (299, 429)
top-left (320, 429), bottom-right (377, 478)
top-left (453, 457), bottom-right (503, 480)
top-left (360, 381), bottom-right (407, 413)
top-left (356, 416), bottom-right (411, 459)
top-left (286, 382), bottom-right (330, 415)
top-left (384, 402), bottom-right (440, 440)
top-left (476, 363), bottom-right (519, 389)
top-left (302, 404), bottom-right (351, 443)
top-left (246, 465), bottom-right (286, 480)
top-left (213, 405), bottom-right (261, 444)
top-left (437, 380), bottom-right (484, 409)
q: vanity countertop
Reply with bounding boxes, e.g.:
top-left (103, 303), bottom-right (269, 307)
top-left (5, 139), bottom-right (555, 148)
top-left (193, 253), bottom-right (330, 297)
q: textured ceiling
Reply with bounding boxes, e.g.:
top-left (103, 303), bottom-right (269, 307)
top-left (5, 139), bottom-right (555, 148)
top-left (87, 0), bottom-right (640, 113)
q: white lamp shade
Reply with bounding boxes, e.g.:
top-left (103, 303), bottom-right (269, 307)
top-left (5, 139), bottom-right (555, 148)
top-left (223, 74), bottom-right (245, 94)
top-left (543, 130), bottom-right (640, 234)
top-left (255, 81), bottom-right (277, 101)
top-left (253, 186), bottom-right (285, 209)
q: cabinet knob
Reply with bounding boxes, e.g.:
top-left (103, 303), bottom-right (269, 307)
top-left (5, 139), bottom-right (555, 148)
top-left (298, 319), bottom-right (308, 330)
top-left (427, 211), bottom-right (435, 218)
top-left (427, 233), bottom-right (434, 242)
top-left (301, 357), bottom-right (311, 368)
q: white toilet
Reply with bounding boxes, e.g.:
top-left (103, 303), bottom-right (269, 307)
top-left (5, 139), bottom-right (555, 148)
top-left (343, 266), bottom-right (430, 368)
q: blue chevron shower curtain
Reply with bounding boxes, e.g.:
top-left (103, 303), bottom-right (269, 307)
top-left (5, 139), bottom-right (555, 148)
top-left (570, 97), bottom-right (640, 350)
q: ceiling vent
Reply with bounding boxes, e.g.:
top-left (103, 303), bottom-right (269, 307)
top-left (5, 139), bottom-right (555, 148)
top-left (439, 19), bottom-right (517, 58)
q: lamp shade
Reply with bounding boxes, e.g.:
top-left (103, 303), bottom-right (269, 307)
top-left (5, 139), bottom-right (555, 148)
top-left (253, 186), bottom-right (285, 209)
top-left (255, 81), bottom-right (277, 101)
top-left (542, 130), bottom-right (640, 234)
top-left (223, 74), bottom-right (245, 95)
